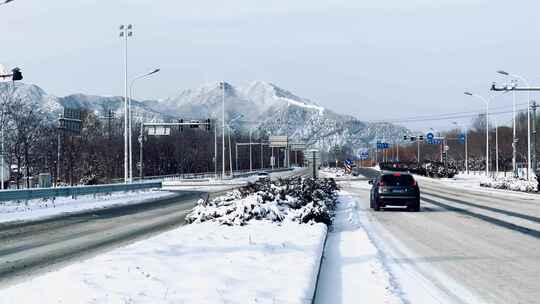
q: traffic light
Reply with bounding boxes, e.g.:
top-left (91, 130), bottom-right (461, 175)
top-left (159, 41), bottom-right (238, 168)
top-left (410, 136), bottom-right (416, 141)
top-left (419, 135), bottom-right (424, 141)
top-left (403, 135), bottom-right (408, 141)
top-left (206, 119), bottom-right (211, 131)
top-left (11, 68), bottom-right (23, 81)
top-left (179, 119), bottom-right (184, 131)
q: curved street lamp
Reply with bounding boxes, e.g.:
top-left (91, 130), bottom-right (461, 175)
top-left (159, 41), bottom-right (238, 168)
top-left (464, 92), bottom-right (490, 176)
top-left (128, 68), bottom-right (160, 182)
top-left (497, 70), bottom-right (532, 179)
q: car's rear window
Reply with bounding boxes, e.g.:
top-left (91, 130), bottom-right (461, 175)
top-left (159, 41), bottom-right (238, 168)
top-left (380, 174), bottom-right (415, 186)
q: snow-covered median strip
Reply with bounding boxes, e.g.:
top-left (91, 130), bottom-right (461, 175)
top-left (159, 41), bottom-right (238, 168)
top-left (1, 220), bottom-right (326, 303)
top-left (315, 192), bottom-right (402, 303)
top-left (0, 190), bottom-right (177, 225)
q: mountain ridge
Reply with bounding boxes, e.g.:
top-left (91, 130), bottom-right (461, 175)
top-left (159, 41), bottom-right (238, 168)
top-left (0, 81), bottom-right (411, 152)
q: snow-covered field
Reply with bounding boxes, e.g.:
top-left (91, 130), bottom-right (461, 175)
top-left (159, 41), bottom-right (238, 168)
top-left (0, 190), bottom-right (177, 225)
top-left (1, 220), bottom-right (326, 303)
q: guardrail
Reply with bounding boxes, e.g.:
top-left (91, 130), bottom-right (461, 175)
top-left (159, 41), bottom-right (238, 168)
top-left (0, 181), bottom-right (162, 202)
top-left (116, 167), bottom-right (296, 183)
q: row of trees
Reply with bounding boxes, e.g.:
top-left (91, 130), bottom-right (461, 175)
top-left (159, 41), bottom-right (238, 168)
top-left (0, 87), bottom-right (302, 187)
top-left (373, 112), bottom-right (539, 173)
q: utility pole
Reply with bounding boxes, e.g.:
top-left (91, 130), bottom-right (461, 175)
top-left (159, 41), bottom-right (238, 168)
top-left (249, 130), bottom-right (253, 172)
top-left (271, 147), bottom-right (275, 170)
top-left (228, 126), bottom-right (232, 176)
top-left (235, 143), bottom-right (238, 171)
top-left (214, 120), bottom-right (218, 178)
top-left (99, 109), bottom-right (115, 182)
top-left (396, 141), bottom-right (399, 162)
top-left (495, 118), bottom-right (499, 175)
top-left (513, 90), bottom-right (518, 177)
top-left (260, 139), bottom-right (264, 169)
top-left (417, 138), bottom-right (420, 164)
top-left (139, 122), bottom-right (144, 180)
top-left (465, 127), bottom-right (469, 174)
top-left (57, 118), bottom-right (62, 186)
top-left (221, 82), bottom-right (226, 178)
top-left (532, 101), bottom-right (538, 173)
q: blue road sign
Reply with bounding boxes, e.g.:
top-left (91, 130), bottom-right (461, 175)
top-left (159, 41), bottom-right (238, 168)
top-left (357, 148), bottom-right (369, 160)
top-left (377, 142), bottom-right (390, 149)
top-left (459, 133), bottom-right (466, 143)
top-left (426, 132), bottom-right (434, 140)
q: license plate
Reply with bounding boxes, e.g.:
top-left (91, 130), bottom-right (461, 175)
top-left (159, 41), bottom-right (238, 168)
top-left (392, 189), bottom-right (406, 193)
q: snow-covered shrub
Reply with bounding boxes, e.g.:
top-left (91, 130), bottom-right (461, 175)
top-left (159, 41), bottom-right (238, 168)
top-left (186, 177), bottom-right (339, 226)
top-left (320, 167), bottom-right (347, 177)
top-left (480, 176), bottom-right (538, 193)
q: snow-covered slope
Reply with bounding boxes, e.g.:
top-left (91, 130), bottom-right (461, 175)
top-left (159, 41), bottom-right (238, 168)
top-left (0, 81), bottom-right (410, 151)
top-left (158, 81), bottom-right (411, 149)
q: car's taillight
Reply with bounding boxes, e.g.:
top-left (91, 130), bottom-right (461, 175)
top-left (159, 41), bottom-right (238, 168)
top-left (379, 181), bottom-right (385, 187)
top-left (411, 180), bottom-right (417, 186)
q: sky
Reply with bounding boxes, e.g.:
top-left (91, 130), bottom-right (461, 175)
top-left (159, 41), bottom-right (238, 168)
top-left (1, 0), bottom-right (540, 132)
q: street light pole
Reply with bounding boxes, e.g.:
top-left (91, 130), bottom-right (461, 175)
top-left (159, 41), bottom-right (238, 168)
top-left (249, 129), bottom-right (253, 172)
top-left (497, 70), bottom-right (532, 179)
top-left (214, 120), bottom-right (217, 178)
top-left (139, 122), bottom-right (144, 180)
top-left (128, 68), bottom-right (160, 182)
top-left (221, 82), bottom-right (226, 178)
top-left (119, 24), bottom-right (133, 183)
top-left (465, 92), bottom-right (489, 176)
top-left (495, 118), bottom-right (499, 175)
top-left (512, 88), bottom-right (517, 177)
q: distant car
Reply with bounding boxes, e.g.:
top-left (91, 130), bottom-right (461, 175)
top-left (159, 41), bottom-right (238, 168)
top-left (369, 172), bottom-right (420, 212)
top-left (257, 171), bottom-right (270, 182)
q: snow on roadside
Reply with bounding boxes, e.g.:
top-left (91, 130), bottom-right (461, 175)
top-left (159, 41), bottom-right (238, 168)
top-left (0, 218), bottom-right (327, 303)
top-left (479, 176), bottom-right (538, 193)
top-left (320, 167), bottom-right (347, 178)
top-left (2, 177), bottom-right (336, 303)
top-left (315, 192), bottom-right (402, 304)
top-left (415, 173), bottom-right (540, 198)
top-left (0, 190), bottom-right (176, 225)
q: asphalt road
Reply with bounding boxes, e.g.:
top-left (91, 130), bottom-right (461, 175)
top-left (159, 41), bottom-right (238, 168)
top-left (347, 168), bottom-right (540, 304)
top-left (0, 191), bottom-right (208, 288)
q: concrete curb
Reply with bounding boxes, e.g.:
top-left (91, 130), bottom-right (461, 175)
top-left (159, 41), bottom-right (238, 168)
top-left (311, 226), bottom-right (329, 304)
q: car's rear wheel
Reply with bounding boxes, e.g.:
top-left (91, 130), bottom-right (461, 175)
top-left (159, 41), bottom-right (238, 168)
top-left (409, 200), bottom-right (420, 212)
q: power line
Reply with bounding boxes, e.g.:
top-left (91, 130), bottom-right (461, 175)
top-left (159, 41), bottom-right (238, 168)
top-left (366, 104), bottom-right (529, 124)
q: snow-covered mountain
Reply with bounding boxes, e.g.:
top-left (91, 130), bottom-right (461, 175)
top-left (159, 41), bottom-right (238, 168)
top-left (160, 81), bottom-right (411, 149)
top-left (0, 81), bottom-right (410, 151)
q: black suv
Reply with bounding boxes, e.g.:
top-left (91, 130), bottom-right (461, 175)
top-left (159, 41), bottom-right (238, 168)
top-left (369, 172), bottom-right (420, 212)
